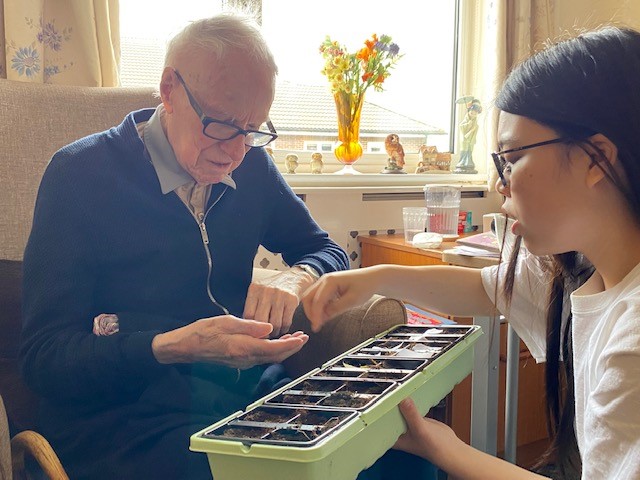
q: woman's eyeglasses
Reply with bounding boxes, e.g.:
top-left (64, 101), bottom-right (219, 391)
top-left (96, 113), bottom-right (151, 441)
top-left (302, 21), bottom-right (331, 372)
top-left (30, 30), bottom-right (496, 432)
top-left (491, 137), bottom-right (569, 187)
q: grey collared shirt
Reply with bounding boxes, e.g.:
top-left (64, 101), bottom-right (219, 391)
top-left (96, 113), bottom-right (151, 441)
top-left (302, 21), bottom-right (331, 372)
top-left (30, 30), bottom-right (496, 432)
top-left (138, 105), bottom-right (236, 219)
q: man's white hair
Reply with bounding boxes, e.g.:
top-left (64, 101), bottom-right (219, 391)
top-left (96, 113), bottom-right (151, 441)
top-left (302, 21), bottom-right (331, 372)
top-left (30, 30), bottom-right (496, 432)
top-left (164, 13), bottom-right (278, 77)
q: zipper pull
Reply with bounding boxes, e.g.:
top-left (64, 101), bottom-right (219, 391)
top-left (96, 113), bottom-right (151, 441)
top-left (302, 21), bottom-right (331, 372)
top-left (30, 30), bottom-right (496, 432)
top-left (199, 222), bottom-right (209, 245)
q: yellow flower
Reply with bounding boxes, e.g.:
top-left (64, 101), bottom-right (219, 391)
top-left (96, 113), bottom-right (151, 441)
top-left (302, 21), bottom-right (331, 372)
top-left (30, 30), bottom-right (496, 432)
top-left (319, 33), bottom-right (401, 101)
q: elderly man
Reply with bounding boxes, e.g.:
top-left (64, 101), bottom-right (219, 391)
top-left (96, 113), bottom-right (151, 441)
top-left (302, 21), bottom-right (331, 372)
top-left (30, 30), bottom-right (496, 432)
top-left (21, 13), bottom-right (348, 479)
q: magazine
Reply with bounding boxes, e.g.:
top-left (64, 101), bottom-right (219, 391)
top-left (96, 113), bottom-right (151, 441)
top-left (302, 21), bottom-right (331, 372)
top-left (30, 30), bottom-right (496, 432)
top-left (455, 231), bottom-right (500, 253)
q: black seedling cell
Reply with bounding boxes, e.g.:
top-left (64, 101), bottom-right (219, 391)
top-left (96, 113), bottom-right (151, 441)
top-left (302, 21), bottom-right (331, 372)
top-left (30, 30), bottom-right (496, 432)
top-left (315, 369), bottom-right (408, 380)
top-left (203, 405), bottom-right (356, 447)
top-left (218, 426), bottom-right (271, 439)
top-left (266, 378), bottom-right (397, 411)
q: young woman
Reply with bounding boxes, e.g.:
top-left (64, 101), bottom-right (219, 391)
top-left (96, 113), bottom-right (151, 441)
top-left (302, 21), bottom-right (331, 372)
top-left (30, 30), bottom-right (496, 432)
top-left (302, 26), bottom-right (640, 479)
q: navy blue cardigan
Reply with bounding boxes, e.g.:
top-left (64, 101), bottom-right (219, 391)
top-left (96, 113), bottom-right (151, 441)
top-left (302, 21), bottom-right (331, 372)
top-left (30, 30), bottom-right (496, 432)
top-left (20, 109), bottom-right (348, 478)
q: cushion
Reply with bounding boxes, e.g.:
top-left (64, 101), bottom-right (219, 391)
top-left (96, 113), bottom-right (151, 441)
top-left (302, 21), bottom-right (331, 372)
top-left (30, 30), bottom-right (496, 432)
top-left (0, 260), bottom-right (22, 357)
top-left (0, 395), bottom-right (11, 480)
top-left (0, 79), bottom-right (157, 261)
top-left (283, 295), bottom-right (407, 378)
top-left (0, 259), bottom-right (38, 433)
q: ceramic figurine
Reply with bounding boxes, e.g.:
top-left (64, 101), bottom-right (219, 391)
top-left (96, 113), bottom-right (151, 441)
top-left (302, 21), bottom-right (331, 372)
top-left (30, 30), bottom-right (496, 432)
top-left (416, 145), bottom-right (451, 173)
top-left (416, 145), bottom-right (437, 173)
top-left (310, 152), bottom-right (324, 174)
top-left (285, 153), bottom-right (299, 174)
top-left (381, 133), bottom-right (407, 174)
top-left (264, 146), bottom-right (276, 163)
top-left (454, 96), bottom-right (482, 174)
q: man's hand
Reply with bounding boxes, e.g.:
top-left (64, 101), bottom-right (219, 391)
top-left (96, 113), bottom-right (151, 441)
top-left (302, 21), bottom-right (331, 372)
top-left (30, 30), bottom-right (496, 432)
top-left (243, 267), bottom-right (317, 337)
top-left (151, 315), bottom-right (309, 369)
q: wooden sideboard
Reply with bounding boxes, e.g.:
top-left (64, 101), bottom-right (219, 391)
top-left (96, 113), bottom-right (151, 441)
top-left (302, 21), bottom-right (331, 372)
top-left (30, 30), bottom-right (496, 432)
top-left (358, 233), bottom-right (549, 466)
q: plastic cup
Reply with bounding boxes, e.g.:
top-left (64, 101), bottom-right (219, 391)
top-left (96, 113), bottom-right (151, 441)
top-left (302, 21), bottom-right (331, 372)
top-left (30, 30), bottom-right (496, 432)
top-left (423, 186), bottom-right (461, 236)
top-left (402, 207), bottom-right (428, 243)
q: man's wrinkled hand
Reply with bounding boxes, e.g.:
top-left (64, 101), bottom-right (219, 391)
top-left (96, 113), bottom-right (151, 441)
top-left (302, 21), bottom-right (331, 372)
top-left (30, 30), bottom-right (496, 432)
top-left (243, 268), bottom-right (316, 337)
top-left (151, 315), bottom-right (309, 368)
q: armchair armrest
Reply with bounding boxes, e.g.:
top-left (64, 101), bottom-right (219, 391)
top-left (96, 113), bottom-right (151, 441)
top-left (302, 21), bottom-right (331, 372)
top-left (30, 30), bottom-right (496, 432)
top-left (11, 430), bottom-right (69, 480)
top-left (1, 394), bottom-right (69, 480)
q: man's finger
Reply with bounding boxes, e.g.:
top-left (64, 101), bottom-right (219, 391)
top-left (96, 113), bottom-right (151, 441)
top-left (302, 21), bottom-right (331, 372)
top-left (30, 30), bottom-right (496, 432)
top-left (243, 287), bottom-right (259, 320)
top-left (250, 335), bottom-right (309, 363)
top-left (280, 301), bottom-right (297, 334)
top-left (267, 300), bottom-right (285, 337)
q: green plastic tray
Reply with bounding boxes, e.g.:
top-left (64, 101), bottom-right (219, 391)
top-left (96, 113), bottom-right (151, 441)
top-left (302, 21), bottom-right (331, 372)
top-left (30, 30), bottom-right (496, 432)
top-left (190, 325), bottom-right (482, 480)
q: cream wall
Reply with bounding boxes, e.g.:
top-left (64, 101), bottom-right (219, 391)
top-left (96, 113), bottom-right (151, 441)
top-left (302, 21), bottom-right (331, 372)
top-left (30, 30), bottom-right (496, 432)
top-left (555, 0), bottom-right (640, 32)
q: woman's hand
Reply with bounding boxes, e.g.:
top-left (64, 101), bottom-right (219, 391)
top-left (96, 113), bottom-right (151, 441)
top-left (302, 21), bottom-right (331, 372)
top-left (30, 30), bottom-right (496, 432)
top-left (301, 267), bottom-right (384, 332)
top-left (394, 398), bottom-right (464, 467)
top-left (395, 399), bottom-right (549, 479)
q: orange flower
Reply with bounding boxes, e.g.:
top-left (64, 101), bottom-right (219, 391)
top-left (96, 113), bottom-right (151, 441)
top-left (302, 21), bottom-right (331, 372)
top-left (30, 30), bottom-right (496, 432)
top-left (365, 34), bottom-right (378, 51)
top-left (357, 47), bottom-right (371, 62)
top-left (320, 33), bottom-right (401, 97)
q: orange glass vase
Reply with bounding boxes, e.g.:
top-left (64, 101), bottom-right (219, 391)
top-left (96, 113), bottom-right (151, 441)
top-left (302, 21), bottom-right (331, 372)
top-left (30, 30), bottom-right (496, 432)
top-left (333, 91), bottom-right (364, 174)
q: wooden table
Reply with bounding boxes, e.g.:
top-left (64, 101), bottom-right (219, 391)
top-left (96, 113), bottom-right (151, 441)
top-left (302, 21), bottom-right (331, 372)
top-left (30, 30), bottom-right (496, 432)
top-left (358, 233), bottom-right (548, 465)
top-left (358, 233), bottom-right (498, 269)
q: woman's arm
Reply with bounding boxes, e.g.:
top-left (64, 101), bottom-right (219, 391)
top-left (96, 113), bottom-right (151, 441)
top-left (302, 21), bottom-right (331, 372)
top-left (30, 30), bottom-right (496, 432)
top-left (302, 264), bottom-right (496, 331)
top-left (396, 399), bottom-right (549, 480)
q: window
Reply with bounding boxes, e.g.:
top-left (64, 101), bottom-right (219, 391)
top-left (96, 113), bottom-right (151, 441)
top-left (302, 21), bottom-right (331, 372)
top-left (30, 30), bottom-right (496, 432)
top-left (367, 142), bottom-right (385, 154)
top-left (119, 1), bottom-right (223, 87)
top-left (304, 141), bottom-right (334, 152)
top-left (261, 0), bottom-right (457, 166)
top-left (119, 0), bottom-right (460, 176)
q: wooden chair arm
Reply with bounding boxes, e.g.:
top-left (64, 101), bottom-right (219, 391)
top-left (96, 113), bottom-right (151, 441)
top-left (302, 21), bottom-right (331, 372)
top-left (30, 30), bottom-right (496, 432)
top-left (11, 430), bottom-right (69, 480)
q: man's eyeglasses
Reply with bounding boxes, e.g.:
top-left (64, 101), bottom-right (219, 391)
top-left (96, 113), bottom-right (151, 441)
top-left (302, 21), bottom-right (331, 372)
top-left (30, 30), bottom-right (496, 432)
top-left (491, 137), bottom-right (569, 187)
top-left (173, 69), bottom-right (278, 148)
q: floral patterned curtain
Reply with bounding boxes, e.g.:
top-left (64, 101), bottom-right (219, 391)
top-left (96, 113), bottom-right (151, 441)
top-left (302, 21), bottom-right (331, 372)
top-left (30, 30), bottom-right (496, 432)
top-left (458, 0), bottom-right (555, 190)
top-left (0, 0), bottom-right (120, 86)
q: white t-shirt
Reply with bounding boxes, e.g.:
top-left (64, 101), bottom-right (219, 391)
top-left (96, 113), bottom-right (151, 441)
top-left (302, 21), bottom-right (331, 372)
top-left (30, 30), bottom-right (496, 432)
top-left (481, 253), bottom-right (640, 479)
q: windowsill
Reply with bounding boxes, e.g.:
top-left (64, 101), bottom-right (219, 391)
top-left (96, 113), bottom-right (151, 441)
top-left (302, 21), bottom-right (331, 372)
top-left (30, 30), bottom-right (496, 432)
top-left (283, 172), bottom-right (487, 190)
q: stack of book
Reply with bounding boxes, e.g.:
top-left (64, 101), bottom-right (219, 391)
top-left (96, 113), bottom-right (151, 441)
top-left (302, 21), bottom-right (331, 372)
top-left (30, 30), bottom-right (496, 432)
top-left (452, 231), bottom-right (500, 258)
top-left (405, 304), bottom-right (456, 325)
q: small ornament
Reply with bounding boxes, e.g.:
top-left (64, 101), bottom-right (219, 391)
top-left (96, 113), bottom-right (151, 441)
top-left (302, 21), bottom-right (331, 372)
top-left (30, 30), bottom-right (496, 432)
top-left (264, 146), bottom-right (276, 162)
top-left (381, 133), bottom-right (407, 174)
top-left (454, 96), bottom-right (482, 174)
top-left (285, 153), bottom-right (299, 174)
top-left (416, 146), bottom-right (451, 173)
top-left (310, 152), bottom-right (324, 174)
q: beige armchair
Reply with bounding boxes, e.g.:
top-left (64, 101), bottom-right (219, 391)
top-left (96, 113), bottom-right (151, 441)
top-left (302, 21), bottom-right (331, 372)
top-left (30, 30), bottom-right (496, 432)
top-left (1, 394), bottom-right (69, 480)
top-left (0, 79), bottom-right (407, 474)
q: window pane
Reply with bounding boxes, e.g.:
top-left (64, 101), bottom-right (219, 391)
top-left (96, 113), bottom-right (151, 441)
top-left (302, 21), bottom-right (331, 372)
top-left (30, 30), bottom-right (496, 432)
top-left (261, 0), bottom-right (456, 154)
top-left (119, 0), bottom-right (223, 87)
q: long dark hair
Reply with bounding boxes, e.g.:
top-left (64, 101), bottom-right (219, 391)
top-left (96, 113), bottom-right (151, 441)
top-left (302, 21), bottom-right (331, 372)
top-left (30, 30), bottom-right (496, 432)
top-left (495, 27), bottom-right (640, 477)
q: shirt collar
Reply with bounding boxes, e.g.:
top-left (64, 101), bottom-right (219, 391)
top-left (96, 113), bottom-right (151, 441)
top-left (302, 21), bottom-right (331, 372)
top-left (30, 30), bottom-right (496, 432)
top-left (142, 105), bottom-right (236, 194)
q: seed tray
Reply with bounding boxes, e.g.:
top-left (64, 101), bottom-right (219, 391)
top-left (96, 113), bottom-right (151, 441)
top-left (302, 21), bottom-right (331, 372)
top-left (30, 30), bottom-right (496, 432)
top-left (313, 357), bottom-right (428, 382)
top-left (191, 324), bottom-right (482, 480)
top-left (202, 405), bottom-right (358, 447)
top-left (265, 377), bottom-right (397, 411)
